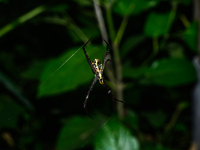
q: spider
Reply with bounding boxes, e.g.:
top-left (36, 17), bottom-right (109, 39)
top-left (82, 38), bottom-right (125, 120)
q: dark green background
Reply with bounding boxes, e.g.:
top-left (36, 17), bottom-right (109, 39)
top-left (0, 0), bottom-right (197, 149)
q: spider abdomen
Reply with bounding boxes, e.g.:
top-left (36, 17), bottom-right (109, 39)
top-left (92, 59), bottom-right (105, 84)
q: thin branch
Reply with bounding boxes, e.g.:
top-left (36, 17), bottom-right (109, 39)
top-left (0, 5), bottom-right (46, 38)
top-left (114, 16), bottom-right (129, 46)
top-left (0, 71), bottom-right (34, 111)
top-left (112, 43), bottom-right (124, 119)
top-left (93, 0), bottom-right (108, 42)
top-left (106, 7), bottom-right (116, 42)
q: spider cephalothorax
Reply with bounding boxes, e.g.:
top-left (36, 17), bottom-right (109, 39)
top-left (82, 38), bottom-right (125, 120)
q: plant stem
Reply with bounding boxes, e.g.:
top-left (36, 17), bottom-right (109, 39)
top-left (0, 71), bottom-right (34, 111)
top-left (160, 102), bottom-right (185, 143)
top-left (142, 37), bottom-right (159, 65)
top-left (180, 14), bottom-right (190, 28)
top-left (106, 8), bottom-right (116, 42)
top-left (159, 2), bottom-right (177, 49)
top-left (68, 23), bottom-right (88, 43)
top-left (42, 16), bottom-right (88, 43)
top-left (0, 5), bottom-right (46, 38)
top-left (114, 16), bottom-right (129, 46)
top-left (112, 43), bottom-right (124, 119)
top-left (93, 0), bottom-right (108, 41)
top-left (105, 4), bottom-right (125, 119)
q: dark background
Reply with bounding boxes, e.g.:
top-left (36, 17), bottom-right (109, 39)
top-left (0, 0), bottom-right (198, 150)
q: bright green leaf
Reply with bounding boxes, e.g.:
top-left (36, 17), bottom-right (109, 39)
top-left (94, 118), bottom-right (139, 150)
top-left (144, 12), bottom-right (171, 37)
top-left (182, 22), bottom-right (198, 52)
top-left (56, 115), bottom-right (104, 150)
top-left (38, 45), bottom-right (106, 97)
top-left (113, 0), bottom-right (157, 16)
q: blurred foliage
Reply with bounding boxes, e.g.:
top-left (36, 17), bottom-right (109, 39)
top-left (124, 58), bottom-right (196, 86)
top-left (113, 0), bottom-right (157, 16)
top-left (0, 95), bottom-right (24, 129)
top-left (144, 12), bottom-right (172, 37)
top-left (182, 22), bottom-right (198, 52)
top-left (0, 0), bottom-right (197, 150)
top-left (94, 118), bottom-right (139, 150)
top-left (38, 45), bottom-right (106, 97)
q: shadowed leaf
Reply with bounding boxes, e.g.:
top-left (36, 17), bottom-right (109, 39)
top-left (38, 45), bottom-right (107, 97)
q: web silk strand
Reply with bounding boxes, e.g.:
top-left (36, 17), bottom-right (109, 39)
top-left (38, 45), bottom-right (83, 88)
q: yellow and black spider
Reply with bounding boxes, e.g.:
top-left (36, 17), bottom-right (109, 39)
top-left (82, 38), bottom-right (125, 120)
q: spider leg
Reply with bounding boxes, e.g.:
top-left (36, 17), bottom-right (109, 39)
top-left (82, 37), bottom-right (96, 74)
top-left (102, 39), bottom-right (110, 70)
top-left (103, 80), bottom-right (125, 103)
top-left (103, 59), bottom-right (111, 70)
top-left (83, 77), bottom-right (98, 120)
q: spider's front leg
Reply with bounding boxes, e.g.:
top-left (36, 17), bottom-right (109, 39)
top-left (83, 77), bottom-right (98, 120)
top-left (103, 59), bottom-right (111, 70)
top-left (82, 38), bottom-right (96, 74)
top-left (102, 39), bottom-right (110, 70)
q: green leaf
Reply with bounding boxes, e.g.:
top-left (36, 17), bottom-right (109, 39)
top-left (124, 110), bottom-right (139, 130)
top-left (180, 0), bottom-right (191, 5)
top-left (144, 12), bottom-right (171, 37)
top-left (174, 122), bottom-right (188, 132)
top-left (167, 42), bottom-right (185, 59)
top-left (50, 4), bottom-right (68, 12)
top-left (94, 118), bottom-right (139, 150)
top-left (124, 58), bottom-right (197, 87)
top-left (121, 34), bottom-right (146, 58)
top-left (0, 95), bottom-right (24, 129)
top-left (21, 60), bottom-right (48, 80)
top-left (37, 45), bottom-right (106, 97)
top-left (82, 27), bottom-right (101, 40)
top-left (113, 0), bottom-right (157, 16)
top-left (142, 58), bottom-right (197, 86)
top-left (73, 0), bottom-right (92, 6)
top-left (182, 22), bottom-right (198, 52)
top-left (123, 66), bottom-right (148, 79)
top-left (143, 111), bottom-right (166, 128)
top-left (182, 0), bottom-right (192, 6)
top-left (56, 115), bottom-right (103, 150)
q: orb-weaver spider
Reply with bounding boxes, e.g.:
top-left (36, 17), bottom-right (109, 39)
top-left (82, 38), bottom-right (125, 120)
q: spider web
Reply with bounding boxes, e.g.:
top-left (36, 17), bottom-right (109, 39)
top-left (38, 44), bottom-right (83, 89)
top-left (81, 114), bottom-right (113, 147)
top-left (38, 43), bottom-right (114, 149)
